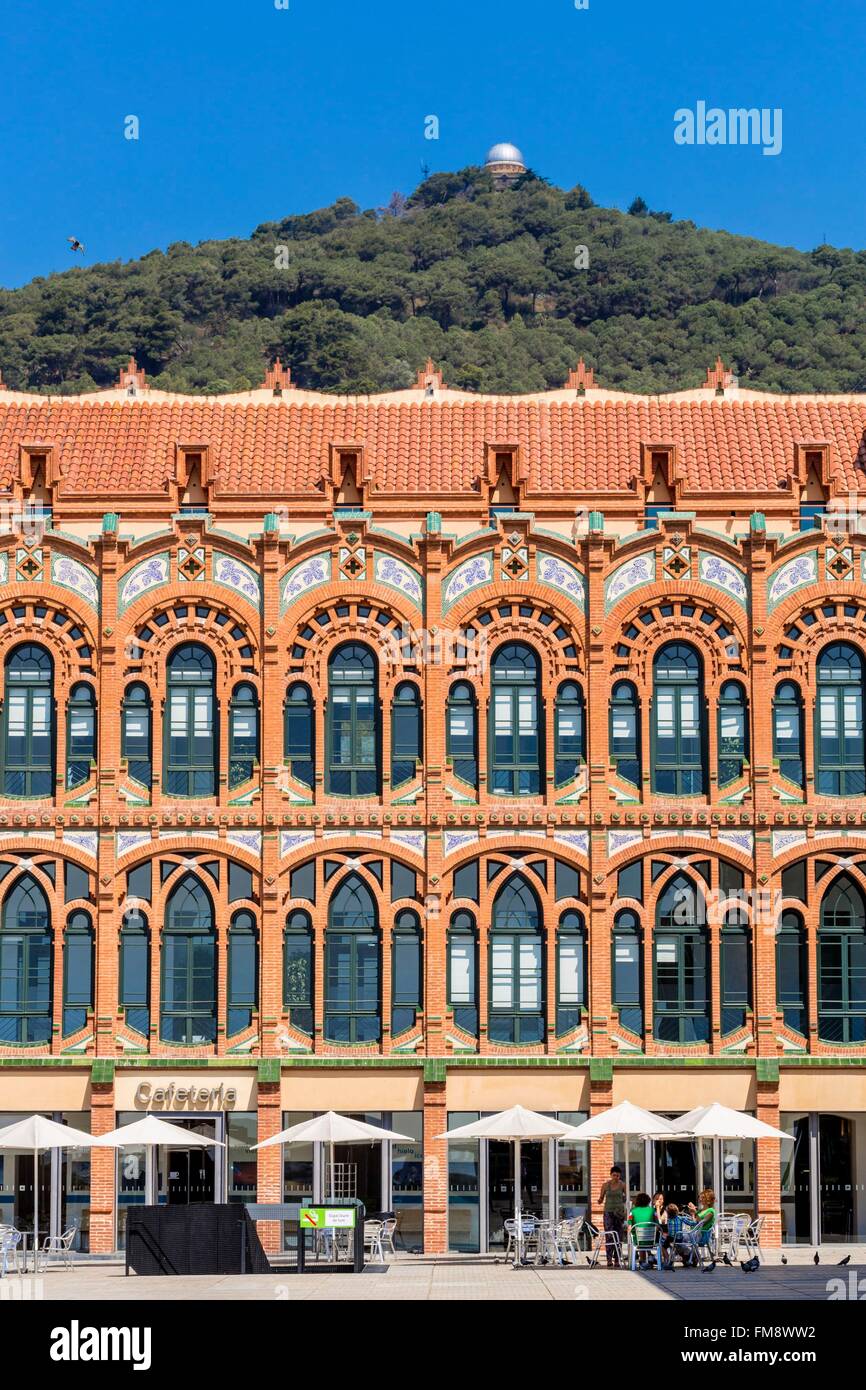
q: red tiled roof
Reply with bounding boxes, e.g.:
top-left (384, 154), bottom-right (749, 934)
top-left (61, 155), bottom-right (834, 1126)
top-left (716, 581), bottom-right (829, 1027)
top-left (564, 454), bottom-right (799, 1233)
top-left (0, 397), bottom-right (865, 497)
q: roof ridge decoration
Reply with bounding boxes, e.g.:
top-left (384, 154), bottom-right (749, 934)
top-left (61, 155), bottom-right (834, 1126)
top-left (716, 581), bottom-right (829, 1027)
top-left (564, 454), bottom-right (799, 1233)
top-left (703, 356), bottom-right (736, 393)
top-left (262, 357), bottom-right (293, 394)
top-left (565, 358), bottom-right (596, 393)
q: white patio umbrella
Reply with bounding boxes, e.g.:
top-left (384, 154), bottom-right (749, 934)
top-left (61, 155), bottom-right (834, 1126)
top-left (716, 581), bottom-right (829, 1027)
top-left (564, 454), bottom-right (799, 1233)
top-left (437, 1105), bottom-right (577, 1266)
top-left (563, 1100), bottom-right (678, 1140)
top-left (663, 1103), bottom-right (792, 1142)
top-left (252, 1111), bottom-right (414, 1204)
top-left (0, 1114), bottom-right (101, 1265)
top-left (96, 1115), bottom-right (227, 1149)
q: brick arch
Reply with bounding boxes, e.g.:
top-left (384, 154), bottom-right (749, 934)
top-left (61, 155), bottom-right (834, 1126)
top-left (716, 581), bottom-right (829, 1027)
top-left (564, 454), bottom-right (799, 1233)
top-left (610, 594), bottom-right (747, 691)
top-left (607, 835), bottom-right (753, 872)
top-left (283, 598), bottom-right (421, 696)
top-left (116, 838), bottom-right (262, 888)
top-left (0, 839), bottom-right (97, 876)
top-left (772, 593), bottom-right (866, 684)
top-left (125, 599), bottom-right (258, 692)
top-left (444, 838), bottom-right (590, 887)
top-left (0, 596), bottom-right (97, 691)
top-left (445, 589), bottom-right (585, 675)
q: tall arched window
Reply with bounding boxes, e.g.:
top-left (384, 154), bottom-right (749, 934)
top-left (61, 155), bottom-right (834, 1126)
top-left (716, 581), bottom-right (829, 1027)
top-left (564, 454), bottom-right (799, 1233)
top-left (392, 908), bottom-right (422, 1035)
top-left (165, 644), bottom-right (216, 797)
top-left (119, 908), bottom-right (149, 1037)
top-left (391, 683), bottom-right (421, 790)
top-left (327, 644), bottom-right (378, 797)
top-left (720, 906), bottom-right (751, 1035)
top-left (122, 683), bottom-right (152, 789)
top-left (490, 644), bottom-right (541, 796)
top-left (773, 681), bottom-right (804, 789)
top-left (0, 874), bottom-right (51, 1043)
top-left (819, 874), bottom-right (866, 1042)
top-left (160, 874), bottom-right (216, 1044)
top-left (228, 683), bottom-right (259, 789)
top-left (227, 909), bottom-right (257, 1035)
top-left (447, 682), bottom-right (477, 790)
top-left (489, 874), bottom-right (544, 1043)
top-left (66, 683), bottom-right (96, 790)
top-left (654, 873), bottom-right (709, 1043)
top-left (610, 680), bottom-right (640, 787)
top-left (554, 682), bottom-right (585, 785)
top-left (284, 909), bottom-right (313, 1035)
top-left (325, 874), bottom-right (380, 1042)
top-left (718, 681), bottom-right (748, 787)
top-left (612, 908), bottom-right (642, 1037)
top-left (62, 909), bottom-right (93, 1035)
top-left (448, 910), bottom-right (477, 1036)
top-left (816, 643), bottom-right (866, 795)
top-left (556, 909), bottom-right (586, 1034)
top-left (284, 683), bottom-right (314, 789)
top-left (652, 643), bottom-right (704, 795)
top-left (2, 644), bottom-right (53, 797)
top-left (777, 909), bottom-right (807, 1037)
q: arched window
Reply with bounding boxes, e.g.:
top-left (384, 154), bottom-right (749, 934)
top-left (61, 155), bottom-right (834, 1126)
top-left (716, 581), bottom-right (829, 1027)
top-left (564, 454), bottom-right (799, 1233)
top-left (448, 910), bottom-right (477, 1036)
top-left (718, 681), bottom-right (748, 787)
top-left (2, 644), bottom-right (53, 797)
top-left (819, 874), bottom-right (866, 1042)
top-left (122, 683), bottom-right (152, 789)
top-left (119, 907), bottom-right (149, 1038)
top-left (0, 873), bottom-right (51, 1043)
top-left (489, 874), bottom-right (543, 1043)
top-left (392, 908), bottom-right (422, 1036)
top-left (391, 683), bottom-right (422, 790)
top-left (556, 909), bottom-right (586, 1034)
top-left (654, 873), bottom-right (709, 1043)
top-left (62, 909), bottom-right (93, 1035)
top-left (165, 644), bottom-right (216, 797)
top-left (228, 683), bottom-right (259, 789)
top-left (66, 683), bottom-right (96, 790)
top-left (610, 680), bottom-right (640, 787)
top-left (490, 644), bottom-right (541, 796)
top-left (227, 909), bottom-right (257, 1036)
top-left (325, 874), bottom-right (380, 1042)
top-left (612, 908), bottom-right (642, 1037)
top-left (720, 907), bottom-right (751, 1035)
top-left (554, 682), bottom-right (585, 785)
top-left (160, 874), bottom-right (216, 1044)
top-left (816, 643), bottom-right (865, 796)
top-left (284, 683), bottom-right (314, 789)
top-left (446, 682), bottom-right (477, 790)
top-left (284, 909), bottom-right (313, 1035)
top-left (777, 909), bottom-right (807, 1037)
top-left (652, 643), bottom-right (704, 795)
top-left (327, 644), bottom-right (378, 797)
top-left (773, 681), bottom-right (804, 788)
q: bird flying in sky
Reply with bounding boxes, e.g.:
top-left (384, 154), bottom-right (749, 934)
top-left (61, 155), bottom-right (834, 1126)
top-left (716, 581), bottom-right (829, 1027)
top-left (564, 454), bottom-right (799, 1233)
top-left (67, 237), bottom-right (85, 254)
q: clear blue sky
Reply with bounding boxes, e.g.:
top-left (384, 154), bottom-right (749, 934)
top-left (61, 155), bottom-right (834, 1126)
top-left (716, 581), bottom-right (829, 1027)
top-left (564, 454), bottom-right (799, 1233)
top-left (0, 0), bottom-right (860, 287)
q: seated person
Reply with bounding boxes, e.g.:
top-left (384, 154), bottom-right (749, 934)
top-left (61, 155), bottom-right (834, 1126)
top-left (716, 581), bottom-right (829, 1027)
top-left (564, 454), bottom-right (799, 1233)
top-left (627, 1192), bottom-right (658, 1268)
top-left (678, 1188), bottom-right (717, 1266)
top-left (662, 1203), bottom-right (686, 1266)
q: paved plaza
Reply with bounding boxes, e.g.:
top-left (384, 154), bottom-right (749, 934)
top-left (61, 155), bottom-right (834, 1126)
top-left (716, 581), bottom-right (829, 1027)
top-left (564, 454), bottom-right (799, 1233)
top-left (3, 1249), bottom-right (864, 1302)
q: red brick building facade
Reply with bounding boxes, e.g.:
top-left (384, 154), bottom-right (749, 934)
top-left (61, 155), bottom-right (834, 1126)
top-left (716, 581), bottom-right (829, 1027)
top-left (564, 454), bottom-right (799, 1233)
top-left (1, 356), bottom-right (865, 1253)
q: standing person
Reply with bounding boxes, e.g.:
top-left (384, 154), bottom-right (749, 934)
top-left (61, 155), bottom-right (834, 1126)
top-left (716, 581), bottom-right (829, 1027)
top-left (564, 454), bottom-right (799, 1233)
top-left (597, 1165), bottom-right (627, 1267)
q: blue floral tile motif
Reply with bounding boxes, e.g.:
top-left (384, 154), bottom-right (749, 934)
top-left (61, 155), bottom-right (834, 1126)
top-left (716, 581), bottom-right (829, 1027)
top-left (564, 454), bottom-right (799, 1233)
top-left (698, 552), bottom-right (748, 607)
top-left (718, 830), bottom-right (753, 856)
top-left (604, 553), bottom-right (656, 612)
top-left (374, 552), bottom-right (423, 608)
top-left (51, 554), bottom-right (100, 611)
top-left (213, 551), bottom-right (261, 610)
top-left (771, 830), bottom-right (807, 858)
top-left (536, 552), bottom-right (587, 609)
top-left (442, 553), bottom-right (493, 611)
top-left (280, 553), bottom-right (332, 613)
top-left (553, 830), bottom-right (589, 856)
top-left (443, 830), bottom-right (479, 856)
top-left (280, 830), bottom-right (316, 857)
top-left (118, 553), bottom-right (170, 613)
top-left (767, 551), bottom-right (818, 610)
top-left (227, 830), bottom-right (262, 856)
top-left (390, 830), bottom-right (425, 855)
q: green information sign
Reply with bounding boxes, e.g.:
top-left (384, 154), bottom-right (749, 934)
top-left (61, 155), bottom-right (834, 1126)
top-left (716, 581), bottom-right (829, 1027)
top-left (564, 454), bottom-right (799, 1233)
top-left (299, 1207), bottom-right (357, 1230)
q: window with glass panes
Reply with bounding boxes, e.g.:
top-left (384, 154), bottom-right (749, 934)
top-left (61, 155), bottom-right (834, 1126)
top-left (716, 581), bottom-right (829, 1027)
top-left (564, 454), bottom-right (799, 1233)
top-left (227, 909), bottom-right (257, 1035)
top-left (391, 683), bottom-right (421, 789)
top-left (652, 643), bottom-right (704, 795)
top-left (819, 874), bottom-right (866, 1043)
top-left (717, 681), bottom-right (747, 786)
top-left (447, 910), bottom-right (477, 1036)
top-left (815, 643), bottom-right (865, 796)
top-left (119, 910), bottom-right (149, 1037)
top-left (447, 682), bottom-right (477, 788)
top-left (0, 873), bottom-right (52, 1043)
top-left (720, 906), bottom-right (751, 1035)
top-left (488, 874), bottom-right (544, 1043)
top-left (164, 644), bottom-right (216, 797)
top-left (773, 681), bottom-right (804, 788)
top-left (556, 909), bottom-right (586, 1033)
top-left (610, 681), bottom-right (640, 786)
top-left (159, 874), bottom-right (217, 1044)
top-left (554, 682), bottom-right (584, 784)
top-left (776, 910), bottom-right (807, 1036)
top-left (284, 910), bottom-right (313, 1034)
top-left (2, 644), bottom-right (53, 797)
top-left (324, 874), bottom-right (380, 1042)
top-left (653, 873), bottom-right (710, 1043)
top-left (612, 909), bottom-right (642, 1036)
top-left (66, 683), bottom-right (96, 790)
top-left (284, 683), bottom-right (314, 788)
top-left (391, 909), bottom-right (422, 1035)
top-left (62, 909), bottom-right (93, 1034)
top-left (228, 684), bottom-right (258, 788)
top-left (121, 683), bottom-right (152, 788)
top-left (489, 644), bottom-right (541, 796)
top-left (327, 644), bottom-right (378, 796)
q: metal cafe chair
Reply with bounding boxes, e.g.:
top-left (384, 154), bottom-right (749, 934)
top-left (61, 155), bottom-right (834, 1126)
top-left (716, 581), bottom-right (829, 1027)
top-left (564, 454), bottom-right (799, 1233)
top-left (587, 1226), bottom-right (623, 1269)
top-left (743, 1214), bottom-right (766, 1264)
top-left (683, 1222), bottom-right (715, 1269)
top-left (0, 1227), bottom-right (23, 1277)
top-left (40, 1227), bottom-right (78, 1271)
top-left (363, 1219), bottom-right (386, 1264)
top-left (629, 1222), bottom-right (663, 1272)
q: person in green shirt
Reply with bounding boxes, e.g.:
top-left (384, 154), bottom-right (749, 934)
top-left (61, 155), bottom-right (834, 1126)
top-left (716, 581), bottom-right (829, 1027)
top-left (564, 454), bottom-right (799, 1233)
top-left (682, 1188), bottom-right (717, 1269)
top-left (628, 1192), bottom-right (659, 1269)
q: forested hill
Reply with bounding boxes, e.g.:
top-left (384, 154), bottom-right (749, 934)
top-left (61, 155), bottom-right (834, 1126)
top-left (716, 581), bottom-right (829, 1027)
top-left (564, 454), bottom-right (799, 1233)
top-left (2, 165), bottom-right (866, 397)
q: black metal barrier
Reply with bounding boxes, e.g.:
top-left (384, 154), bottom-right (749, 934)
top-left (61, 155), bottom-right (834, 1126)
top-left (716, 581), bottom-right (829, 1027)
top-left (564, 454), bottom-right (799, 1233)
top-left (126, 1204), bottom-right (271, 1276)
top-left (247, 1199), bottom-right (366, 1274)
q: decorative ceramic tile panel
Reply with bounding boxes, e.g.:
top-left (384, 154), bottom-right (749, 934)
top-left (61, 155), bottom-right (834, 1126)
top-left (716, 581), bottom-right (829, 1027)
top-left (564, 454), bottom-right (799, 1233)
top-left (771, 830), bottom-right (807, 857)
top-left (280, 553), bottom-right (332, 612)
top-left (118, 554), bottom-right (170, 613)
top-left (280, 830), bottom-right (316, 857)
top-left (443, 831), bottom-right (479, 856)
top-left (116, 832), bottom-right (151, 859)
top-left (553, 831), bottom-right (589, 855)
top-left (767, 552), bottom-right (818, 610)
top-left (374, 553), bottom-right (423, 608)
top-left (62, 830), bottom-right (98, 858)
top-left (608, 830), bottom-right (642, 855)
top-left (442, 554), bottom-right (494, 611)
top-left (50, 555), bottom-right (99, 610)
top-left (604, 554), bottom-right (656, 612)
top-left (698, 552), bottom-right (748, 607)
top-left (213, 552), bottom-right (261, 610)
top-left (390, 830), bottom-right (425, 855)
top-left (227, 830), bottom-right (262, 856)
top-left (718, 830), bottom-right (753, 855)
top-left (536, 552), bottom-right (587, 609)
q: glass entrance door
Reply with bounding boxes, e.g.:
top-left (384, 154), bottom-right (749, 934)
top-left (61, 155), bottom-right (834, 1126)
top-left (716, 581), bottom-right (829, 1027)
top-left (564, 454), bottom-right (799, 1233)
top-left (0, 1150), bottom-right (51, 1240)
top-left (819, 1114), bottom-right (854, 1242)
top-left (486, 1140), bottom-right (548, 1249)
top-left (781, 1113), bottom-right (812, 1245)
top-left (655, 1140), bottom-right (697, 1206)
top-left (156, 1117), bottom-right (219, 1206)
